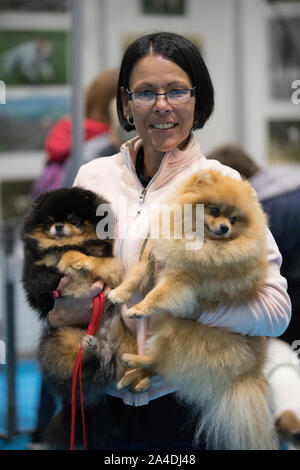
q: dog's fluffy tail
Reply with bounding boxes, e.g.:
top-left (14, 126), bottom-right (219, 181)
top-left (194, 375), bottom-right (278, 450)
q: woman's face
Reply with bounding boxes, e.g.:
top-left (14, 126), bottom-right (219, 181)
top-left (123, 53), bottom-right (196, 159)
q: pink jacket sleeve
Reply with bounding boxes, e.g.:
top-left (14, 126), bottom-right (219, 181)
top-left (198, 229), bottom-right (291, 337)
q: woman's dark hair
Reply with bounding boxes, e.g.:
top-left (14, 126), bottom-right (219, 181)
top-left (116, 32), bottom-right (214, 132)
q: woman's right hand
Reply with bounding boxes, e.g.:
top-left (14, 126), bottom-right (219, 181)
top-left (48, 275), bottom-right (108, 328)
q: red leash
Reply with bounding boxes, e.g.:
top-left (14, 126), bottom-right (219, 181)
top-left (70, 291), bottom-right (105, 450)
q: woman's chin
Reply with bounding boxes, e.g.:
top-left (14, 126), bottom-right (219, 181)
top-left (150, 136), bottom-right (190, 153)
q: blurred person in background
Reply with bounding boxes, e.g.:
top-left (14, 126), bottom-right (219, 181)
top-left (206, 143), bottom-right (300, 346)
top-left (31, 69), bottom-right (120, 199)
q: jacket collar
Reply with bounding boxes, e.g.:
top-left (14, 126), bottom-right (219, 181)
top-left (120, 133), bottom-right (203, 189)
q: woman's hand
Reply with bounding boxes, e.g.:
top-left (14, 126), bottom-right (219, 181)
top-left (48, 275), bottom-right (110, 328)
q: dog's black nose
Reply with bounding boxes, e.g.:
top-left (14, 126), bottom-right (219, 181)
top-left (55, 223), bottom-right (64, 232)
top-left (220, 224), bottom-right (229, 234)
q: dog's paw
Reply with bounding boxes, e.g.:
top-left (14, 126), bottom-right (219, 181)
top-left (58, 252), bottom-right (93, 274)
top-left (117, 369), bottom-right (151, 393)
top-left (82, 335), bottom-right (99, 355)
top-left (71, 258), bottom-right (93, 273)
top-left (121, 353), bottom-right (140, 369)
top-left (133, 377), bottom-right (151, 393)
top-left (107, 288), bottom-right (126, 304)
top-left (117, 369), bottom-right (138, 390)
top-left (126, 306), bottom-right (149, 319)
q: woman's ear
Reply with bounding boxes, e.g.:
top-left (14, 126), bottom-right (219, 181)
top-left (120, 86), bottom-right (130, 119)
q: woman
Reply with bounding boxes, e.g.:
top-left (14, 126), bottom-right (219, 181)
top-left (47, 32), bottom-right (291, 450)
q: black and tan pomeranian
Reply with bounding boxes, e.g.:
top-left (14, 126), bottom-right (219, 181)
top-left (109, 170), bottom-right (278, 450)
top-left (22, 186), bottom-right (124, 316)
top-left (21, 187), bottom-right (138, 449)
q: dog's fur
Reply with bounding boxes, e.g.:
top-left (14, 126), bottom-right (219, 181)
top-left (109, 169), bottom-right (278, 450)
top-left (22, 187), bottom-right (124, 316)
top-left (21, 187), bottom-right (142, 449)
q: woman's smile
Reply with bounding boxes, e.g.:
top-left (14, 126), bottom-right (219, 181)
top-left (150, 122), bottom-right (178, 130)
top-left (149, 121), bottom-right (180, 136)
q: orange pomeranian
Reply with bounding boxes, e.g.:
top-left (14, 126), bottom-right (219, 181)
top-left (109, 169), bottom-right (278, 450)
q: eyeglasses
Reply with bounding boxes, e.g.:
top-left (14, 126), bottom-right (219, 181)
top-left (126, 86), bottom-right (196, 107)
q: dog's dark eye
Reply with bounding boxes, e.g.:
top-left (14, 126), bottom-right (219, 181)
top-left (69, 216), bottom-right (83, 227)
top-left (230, 216), bottom-right (237, 225)
top-left (209, 207), bottom-right (220, 217)
top-left (43, 220), bottom-right (53, 230)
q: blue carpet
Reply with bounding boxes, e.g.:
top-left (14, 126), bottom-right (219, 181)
top-left (0, 434), bottom-right (31, 451)
top-left (0, 359), bottom-right (41, 450)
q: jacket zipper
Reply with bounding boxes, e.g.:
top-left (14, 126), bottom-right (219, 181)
top-left (137, 187), bottom-right (147, 215)
top-left (119, 147), bottom-right (168, 404)
top-left (119, 147), bottom-right (168, 262)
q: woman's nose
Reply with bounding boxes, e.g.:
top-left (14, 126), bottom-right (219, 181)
top-left (153, 94), bottom-right (171, 112)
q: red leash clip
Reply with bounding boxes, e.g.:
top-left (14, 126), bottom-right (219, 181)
top-left (70, 291), bottom-right (105, 450)
top-left (52, 289), bottom-right (64, 299)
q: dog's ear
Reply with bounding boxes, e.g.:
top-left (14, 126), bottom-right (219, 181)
top-left (32, 190), bottom-right (51, 208)
top-left (74, 187), bottom-right (105, 207)
top-left (77, 188), bottom-right (95, 201)
top-left (21, 191), bottom-right (50, 238)
top-left (194, 170), bottom-right (215, 185)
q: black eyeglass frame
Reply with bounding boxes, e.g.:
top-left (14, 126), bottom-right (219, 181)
top-left (125, 86), bottom-right (197, 105)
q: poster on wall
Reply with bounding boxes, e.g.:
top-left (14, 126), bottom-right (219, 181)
top-left (0, 93), bottom-right (70, 152)
top-left (0, 30), bottom-right (69, 85)
top-left (268, 120), bottom-right (300, 164)
top-left (0, 0), bottom-right (68, 11)
top-left (142, 0), bottom-right (185, 15)
top-left (269, 17), bottom-right (300, 101)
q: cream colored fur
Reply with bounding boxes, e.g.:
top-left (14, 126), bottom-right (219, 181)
top-left (109, 170), bottom-right (278, 450)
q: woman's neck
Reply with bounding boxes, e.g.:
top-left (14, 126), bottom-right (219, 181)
top-left (141, 134), bottom-right (192, 177)
top-left (143, 149), bottom-right (165, 177)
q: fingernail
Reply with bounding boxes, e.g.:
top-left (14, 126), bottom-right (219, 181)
top-left (93, 281), bottom-right (104, 291)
